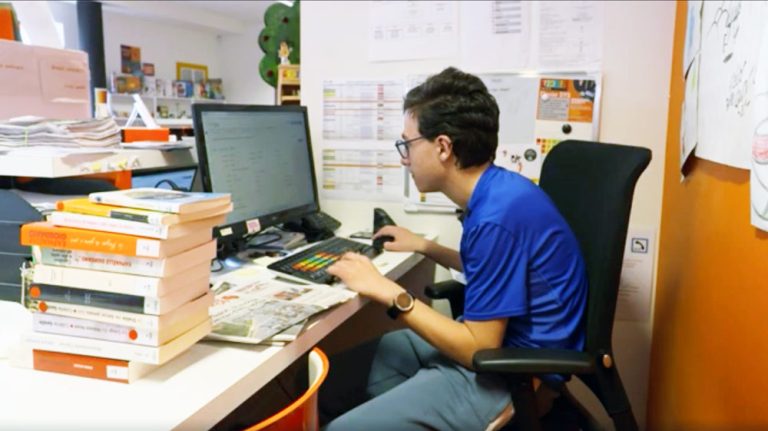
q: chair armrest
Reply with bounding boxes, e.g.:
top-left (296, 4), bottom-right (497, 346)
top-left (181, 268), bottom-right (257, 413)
top-left (425, 280), bottom-right (465, 319)
top-left (424, 279), bottom-right (464, 300)
top-left (473, 348), bottom-right (595, 375)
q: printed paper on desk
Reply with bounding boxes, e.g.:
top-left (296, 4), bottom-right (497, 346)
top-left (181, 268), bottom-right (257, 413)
top-left (0, 40), bottom-right (90, 121)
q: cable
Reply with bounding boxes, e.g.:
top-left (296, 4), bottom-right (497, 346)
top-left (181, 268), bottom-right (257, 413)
top-left (153, 179), bottom-right (188, 191)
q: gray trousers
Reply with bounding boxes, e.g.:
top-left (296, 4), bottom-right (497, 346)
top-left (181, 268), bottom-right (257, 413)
top-left (319, 329), bottom-right (511, 431)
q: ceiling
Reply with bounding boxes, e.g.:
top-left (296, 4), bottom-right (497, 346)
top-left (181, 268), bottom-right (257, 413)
top-left (99, 1), bottom-right (283, 34)
top-left (184, 1), bottom-right (275, 24)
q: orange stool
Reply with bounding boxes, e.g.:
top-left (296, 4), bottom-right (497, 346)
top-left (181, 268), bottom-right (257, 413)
top-left (245, 347), bottom-right (329, 431)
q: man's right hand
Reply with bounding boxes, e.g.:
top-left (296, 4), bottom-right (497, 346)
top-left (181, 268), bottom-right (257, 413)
top-left (373, 225), bottom-right (428, 254)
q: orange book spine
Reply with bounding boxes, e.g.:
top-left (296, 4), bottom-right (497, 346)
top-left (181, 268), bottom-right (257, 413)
top-left (20, 222), bottom-right (158, 257)
top-left (32, 350), bottom-right (131, 383)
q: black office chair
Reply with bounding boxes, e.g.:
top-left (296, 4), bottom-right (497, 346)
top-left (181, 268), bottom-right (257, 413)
top-left (426, 140), bottom-right (651, 431)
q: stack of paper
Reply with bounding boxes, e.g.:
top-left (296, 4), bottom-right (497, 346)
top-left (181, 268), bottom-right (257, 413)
top-left (0, 116), bottom-right (121, 148)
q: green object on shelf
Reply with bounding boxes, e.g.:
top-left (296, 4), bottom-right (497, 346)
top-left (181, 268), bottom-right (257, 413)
top-left (259, 55), bottom-right (279, 88)
top-left (258, 0), bottom-right (300, 88)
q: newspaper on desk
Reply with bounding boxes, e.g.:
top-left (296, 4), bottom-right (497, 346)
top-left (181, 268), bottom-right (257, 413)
top-left (207, 266), bottom-right (357, 344)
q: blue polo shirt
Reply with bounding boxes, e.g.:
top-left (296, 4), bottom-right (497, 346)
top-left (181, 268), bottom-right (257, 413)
top-left (460, 165), bottom-right (587, 352)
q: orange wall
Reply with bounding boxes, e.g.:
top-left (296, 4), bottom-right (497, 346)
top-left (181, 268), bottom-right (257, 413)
top-left (648, 2), bottom-right (768, 429)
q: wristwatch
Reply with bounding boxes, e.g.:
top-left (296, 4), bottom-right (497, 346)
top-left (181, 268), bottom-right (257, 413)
top-left (386, 291), bottom-right (415, 319)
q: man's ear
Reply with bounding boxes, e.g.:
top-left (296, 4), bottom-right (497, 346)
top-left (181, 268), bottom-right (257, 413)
top-left (435, 135), bottom-right (453, 162)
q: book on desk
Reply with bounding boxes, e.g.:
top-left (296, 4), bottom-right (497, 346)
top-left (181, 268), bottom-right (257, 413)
top-left (15, 190), bottom-right (232, 382)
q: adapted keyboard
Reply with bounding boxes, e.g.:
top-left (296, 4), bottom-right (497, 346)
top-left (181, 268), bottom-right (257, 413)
top-left (267, 236), bottom-right (380, 284)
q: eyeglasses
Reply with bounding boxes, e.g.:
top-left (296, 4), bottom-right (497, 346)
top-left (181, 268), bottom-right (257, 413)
top-left (395, 136), bottom-right (425, 158)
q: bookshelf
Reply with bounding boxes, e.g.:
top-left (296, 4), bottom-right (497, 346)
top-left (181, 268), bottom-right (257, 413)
top-left (107, 93), bottom-right (225, 127)
top-left (276, 64), bottom-right (300, 105)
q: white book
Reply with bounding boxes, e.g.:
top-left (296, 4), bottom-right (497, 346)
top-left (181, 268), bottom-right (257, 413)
top-left (33, 239), bottom-right (216, 277)
top-left (31, 291), bottom-right (213, 330)
top-left (33, 308), bottom-right (210, 346)
top-left (89, 188), bottom-right (230, 214)
top-left (22, 318), bottom-right (212, 365)
top-left (49, 211), bottom-right (227, 239)
top-left (32, 261), bottom-right (211, 297)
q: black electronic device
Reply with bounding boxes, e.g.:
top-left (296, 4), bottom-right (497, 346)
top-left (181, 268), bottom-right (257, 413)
top-left (283, 211), bottom-right (341, 243)
top-left (267, 236), bottom-right (380, 284)
top-left (192, 104), bottom-right (322, 261)
top-left (372, 207), bottom-right (397, 252)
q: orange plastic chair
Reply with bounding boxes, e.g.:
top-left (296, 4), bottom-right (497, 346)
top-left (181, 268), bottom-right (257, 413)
top-left (245, 347), bottom-right (330, 431)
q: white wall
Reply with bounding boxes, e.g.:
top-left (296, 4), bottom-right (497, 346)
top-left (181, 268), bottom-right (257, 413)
top-left (101, 11), bottom-right (222, 85)
top-left (302, 1), bottom-right (675, 429)
top-left (46, 1), bottom-right (274, 106)
top-left (219, 22), bottom-right (274, 105)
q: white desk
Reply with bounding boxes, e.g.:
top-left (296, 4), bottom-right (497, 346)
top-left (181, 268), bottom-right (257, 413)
top-left (0, 245), bottom-right (433, 430)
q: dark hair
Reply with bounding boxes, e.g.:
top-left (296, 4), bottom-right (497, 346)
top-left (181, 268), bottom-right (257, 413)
top-left (403, 67), bottom-right (499, 169)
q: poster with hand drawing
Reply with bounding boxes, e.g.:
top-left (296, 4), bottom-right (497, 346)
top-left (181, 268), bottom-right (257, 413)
top-left (696, 1), bottom-right (768, 169)
top-left (750, 24), bottom-right (768, 231)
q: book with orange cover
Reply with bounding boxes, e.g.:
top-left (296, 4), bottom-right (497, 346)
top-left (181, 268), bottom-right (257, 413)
top-left (48, 211), bottom-right (227, 239)
top-left (32, 349), bottom-right (159, 384)
top-left (33, 239), bottom-right (216, 277)
top-left (21, 222), bottom-right (211, 257)
top-left (56, 198), bottom-right (233, 226)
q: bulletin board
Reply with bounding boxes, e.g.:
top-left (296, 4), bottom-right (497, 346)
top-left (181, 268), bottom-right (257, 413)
top-left (404, 72), bottom-right (602, 212)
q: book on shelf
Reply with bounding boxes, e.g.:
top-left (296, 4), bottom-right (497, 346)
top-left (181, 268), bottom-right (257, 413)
top-left (29, 291), bottom-right (213, 331)
top-left (21, 222), bottom-right (212, 258)
top-left (26, 277), bottom-right (210, 315)
top-left (89, 188), bottom-right (231, 214)
top-left (32, 349), bottom-right (160, 384)
top-left (31, 261), bottom-right (211, 297)
top-left (48, 211), bottom-right (227, 240)
top-left (205, 79), bottom-right (225, 100)
top-left (33, 307), bottom-right (210, 346)
top-left (56, 198), bottom-right (234, 226)
top-left (32, 239), bottom-right (217, 277)
top-left (22, 318), bottom-right (212, 364)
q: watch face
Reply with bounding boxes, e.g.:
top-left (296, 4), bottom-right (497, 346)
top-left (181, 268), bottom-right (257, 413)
top-left (395, 292), bottom-right (414, 310)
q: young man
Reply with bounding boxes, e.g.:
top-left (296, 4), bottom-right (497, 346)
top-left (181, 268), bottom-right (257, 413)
top-left (321, 67), bottom-right (588, 430)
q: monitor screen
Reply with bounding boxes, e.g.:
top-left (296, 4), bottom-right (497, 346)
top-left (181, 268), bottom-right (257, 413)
top-left (192, 104), bottom-right (319, 243)
top-left (131, 167), bottom-right (197, 191)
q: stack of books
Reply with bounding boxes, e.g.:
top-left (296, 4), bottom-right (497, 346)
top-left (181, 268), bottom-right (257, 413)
top-left (17, 188), bottom-right (232, 383)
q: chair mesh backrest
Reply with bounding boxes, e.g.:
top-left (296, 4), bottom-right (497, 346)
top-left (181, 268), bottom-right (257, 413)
top-left (538, 140), bottom-right (650, 354)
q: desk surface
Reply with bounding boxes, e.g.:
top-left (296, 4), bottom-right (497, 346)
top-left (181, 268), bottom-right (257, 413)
top-left (0, 245), bottom-right (429, 430)
top-left (0, 147), bottom-right (196, 178)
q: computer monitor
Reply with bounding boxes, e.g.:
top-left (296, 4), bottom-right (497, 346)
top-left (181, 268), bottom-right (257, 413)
top-left (192, 104), bottom-right (319, 251)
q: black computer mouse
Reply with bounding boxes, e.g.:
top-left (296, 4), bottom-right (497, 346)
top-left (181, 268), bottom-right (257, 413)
top-left (372, 208), bottom-right (396, 252)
